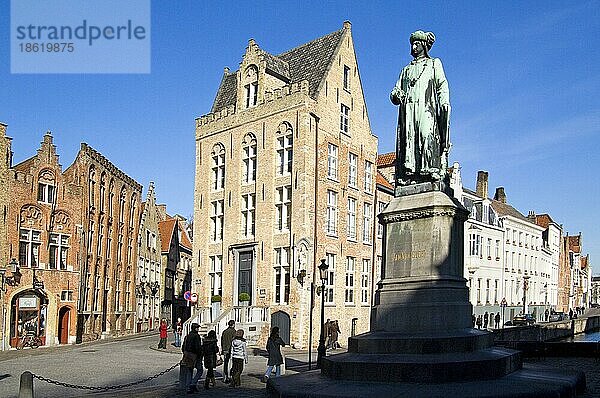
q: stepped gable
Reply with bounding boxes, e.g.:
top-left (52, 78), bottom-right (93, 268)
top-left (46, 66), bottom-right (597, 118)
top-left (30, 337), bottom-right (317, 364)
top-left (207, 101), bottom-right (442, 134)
top-left (210, 28), bottom-right (344, 113)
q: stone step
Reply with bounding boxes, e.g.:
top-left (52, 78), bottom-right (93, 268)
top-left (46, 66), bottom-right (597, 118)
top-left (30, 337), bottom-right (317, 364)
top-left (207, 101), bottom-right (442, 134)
top-left (321, 347), bottom-right (522, 383)
top-left (349, 328), bottom-right (493, 354)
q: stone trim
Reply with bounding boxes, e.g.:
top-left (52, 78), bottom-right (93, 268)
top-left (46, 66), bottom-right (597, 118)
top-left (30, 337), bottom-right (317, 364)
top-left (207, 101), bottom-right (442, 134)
top-left (380, 207), bottom-right (463, 223)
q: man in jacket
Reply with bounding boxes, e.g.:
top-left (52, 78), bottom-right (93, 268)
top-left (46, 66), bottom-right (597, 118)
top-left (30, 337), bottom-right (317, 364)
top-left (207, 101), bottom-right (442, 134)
top-left (181, 323), bottom-right (203, 393)
top-left (220, 320), bottom-right (236, 383)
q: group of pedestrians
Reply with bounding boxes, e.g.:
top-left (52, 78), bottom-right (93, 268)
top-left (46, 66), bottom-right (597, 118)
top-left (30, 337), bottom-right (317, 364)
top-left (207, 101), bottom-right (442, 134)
top-left (179, 320), bottom-right (248, 394)
top-left (472, 311), bottom-right (501, 329)
top-left (167, 318), bottom-right (288, 393)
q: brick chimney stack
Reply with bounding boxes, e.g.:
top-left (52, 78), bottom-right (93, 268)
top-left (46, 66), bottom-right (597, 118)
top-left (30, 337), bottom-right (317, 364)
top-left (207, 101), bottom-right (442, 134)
top-left (476, 171), bottom-right (489, 199)
top-left (494, 187), bottom-right (506, 203)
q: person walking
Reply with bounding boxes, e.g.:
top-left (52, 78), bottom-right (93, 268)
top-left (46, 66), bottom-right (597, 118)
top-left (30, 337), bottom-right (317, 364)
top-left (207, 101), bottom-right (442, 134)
top-left (494, 312), bottom-right (501, 329)
top-left (180, 323), bottom-right (202, 393)
top-left (483, 312), bottom-right (489, 329)
top-left (476, 315), bottom-right (482, 329)
top-left (330, 320), bottom-right (341, 349)
top-left (202, 330), bottom-right (220, 390)
top-left (158, 318), bottom-right (168, 349)
top-left (262, 326), bottom-right (286, 382)
top-left (220, 320), bottom-right (236, 383)
top-left (174, 317), bottom-right (183, 347)
top-left (230, 329), bottom-right (248, 387)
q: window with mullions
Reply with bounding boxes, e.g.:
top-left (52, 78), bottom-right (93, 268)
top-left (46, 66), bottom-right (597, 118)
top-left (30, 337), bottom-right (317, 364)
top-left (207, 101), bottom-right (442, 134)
top-left (340, 104), bottom-right (349, 135)
top-left (212, 144), bottom-right (225, 191)
top-left (345, 256), bottom-right (355, 304)
top-left (276, 123), bottom-right (293, 175)
top-left (364, 161), bottom-right (373, 193)
top-left (363, 202), bottom-right (372, 243)
top-left (49, 233), bottom-right (69, 270)
top-left (242, 193), bottom-right (256, 238)
top-left (343, 65), bottom-right (351, 91)
top-left (347, 197), bottom-right (357, 240)
top-left (19, 229), bottom-right (41, 268)
top-left (276, 186), bottom-right (291, 232)
top-left (211, 200), bottom-right (224, 242)
top-left (361, 259), bottom-right (370, 305)
top-left (209, 255), bottom-right (222, 297)
top-left (326, 190), bottom-right (338, 235)
top-left (348, 152), bottom-right (358, 188)
top-left (274, 247), bottom-right (290, 304)
top-left (242, 134), bottom-right (257, 183)
top-left (37, 182), bottom-right (56, 204)
top-left (324, 253), bottom-right (336, 304)
top-left (327, 143), bottom-right (338, 180)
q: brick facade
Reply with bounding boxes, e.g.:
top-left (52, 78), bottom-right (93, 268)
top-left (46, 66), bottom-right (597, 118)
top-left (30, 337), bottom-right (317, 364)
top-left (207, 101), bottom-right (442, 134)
top-left (192, 22), bottom-right (384, 348)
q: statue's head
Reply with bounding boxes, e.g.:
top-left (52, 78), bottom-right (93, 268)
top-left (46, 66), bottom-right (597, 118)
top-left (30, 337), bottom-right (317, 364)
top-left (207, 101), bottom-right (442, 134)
top-left (410, 31), bottom-right (435, 58)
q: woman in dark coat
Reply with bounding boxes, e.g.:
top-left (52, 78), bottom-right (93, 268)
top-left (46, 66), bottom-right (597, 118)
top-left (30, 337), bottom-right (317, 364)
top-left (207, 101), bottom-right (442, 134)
top-left (202, 330), bottom-right (219, 389)
top-left (262, 326), bottom-right (286, 381)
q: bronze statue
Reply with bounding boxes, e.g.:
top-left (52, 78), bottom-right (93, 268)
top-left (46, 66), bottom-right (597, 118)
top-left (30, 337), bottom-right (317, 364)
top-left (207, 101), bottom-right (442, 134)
top-left (390, 30), bottom-right (451, 187)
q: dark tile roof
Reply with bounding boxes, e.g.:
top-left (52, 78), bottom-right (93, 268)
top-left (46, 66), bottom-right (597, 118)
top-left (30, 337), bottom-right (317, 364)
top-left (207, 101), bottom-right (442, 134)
top-left (210, 28), bottom-right (344, 112)
top-left (490, 199), bottom-right (531, 223)
top-left (211, 73), bottom-right (238, 113)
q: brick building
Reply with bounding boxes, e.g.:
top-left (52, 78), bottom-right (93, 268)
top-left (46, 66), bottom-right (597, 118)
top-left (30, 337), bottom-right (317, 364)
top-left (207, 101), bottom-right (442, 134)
top-left (191, 22), bottom-right (383, 347)
top-left (64, 143), bottom-right (142, 342)
top-left (1, 131), bottom-right (83, 348)
top-left (136, 182), bottom-right (162, 331)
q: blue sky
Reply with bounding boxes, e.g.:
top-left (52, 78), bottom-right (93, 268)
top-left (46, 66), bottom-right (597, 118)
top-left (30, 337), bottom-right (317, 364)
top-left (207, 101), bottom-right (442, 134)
top-left (1, 1), bottom-right (599, 271)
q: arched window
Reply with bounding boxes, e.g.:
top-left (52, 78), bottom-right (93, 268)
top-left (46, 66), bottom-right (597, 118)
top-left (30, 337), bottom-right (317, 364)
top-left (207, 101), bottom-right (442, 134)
top-left (211, 144), bottom-right (225, 191)
top-left (129, 193), bottom-right (137, 228)
top-left (242, 133), bottom-right (257, 184)
top-left (108, 179), bottom-right (115, 218)
top-left (119, 188), bottom-right (127, 223)
top-left (99, 173), bottom-right (107, 212)
top-left (37, 169), bottom-right (56, 204)
top-left (244, 65), bottom-right (258, 108)
top-left (88, 167), bottom-right (96, 209)
top-left (276, 122), bottom-right (293, 175)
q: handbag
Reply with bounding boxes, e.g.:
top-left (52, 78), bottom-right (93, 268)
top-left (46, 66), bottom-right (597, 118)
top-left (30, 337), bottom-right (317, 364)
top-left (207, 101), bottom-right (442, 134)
top-left (215, 355), bottom-right (224, 367)
top-left (180, 351), bottom-right (197, 368)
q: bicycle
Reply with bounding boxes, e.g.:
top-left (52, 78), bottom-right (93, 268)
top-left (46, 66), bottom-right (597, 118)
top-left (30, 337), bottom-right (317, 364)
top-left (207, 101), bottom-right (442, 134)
top-left (17, 332), bottom-right (42, 350)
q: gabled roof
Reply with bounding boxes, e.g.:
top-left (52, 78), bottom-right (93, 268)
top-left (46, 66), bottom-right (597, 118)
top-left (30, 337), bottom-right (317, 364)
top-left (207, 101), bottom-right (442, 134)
top-left (377, 152), bottom-right (396, 167)
top-left (158, 218), bottom-right (192, 253)
top-left (178, 222), bottom-right (192, 251)
top-left (376, 171), bottom-right (394, 191)
top-left (490, 199), bottom-right (531, 223)
top-left (158, 218), bottom-right (176, 253)
top-left (211, 28), bottom-right (345, 113)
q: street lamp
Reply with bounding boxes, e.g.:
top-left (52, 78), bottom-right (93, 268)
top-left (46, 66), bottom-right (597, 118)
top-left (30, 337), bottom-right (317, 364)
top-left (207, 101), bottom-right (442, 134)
top-left (0, 259), bottom-right (22, 289)
top-left (150, 281), bottom-right (159, 329)
top-left (316, 259), bottom-right (329, 369)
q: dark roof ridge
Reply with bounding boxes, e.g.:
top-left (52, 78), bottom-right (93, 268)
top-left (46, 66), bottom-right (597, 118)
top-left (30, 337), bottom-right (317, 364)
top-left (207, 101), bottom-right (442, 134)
top-left (277, 28), bottom-right (344, 58)
top-left (80, 143), bottom-right (142, 192)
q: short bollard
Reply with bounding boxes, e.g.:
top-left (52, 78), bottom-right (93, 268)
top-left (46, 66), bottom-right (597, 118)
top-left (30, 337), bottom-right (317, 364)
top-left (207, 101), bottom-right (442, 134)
top-left (19, 371), bottom-right (34, 398)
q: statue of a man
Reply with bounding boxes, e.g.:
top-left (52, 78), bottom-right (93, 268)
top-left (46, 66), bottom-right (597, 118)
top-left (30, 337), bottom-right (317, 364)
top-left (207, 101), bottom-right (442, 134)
top-left (390, 30), bottom-right (451, 187)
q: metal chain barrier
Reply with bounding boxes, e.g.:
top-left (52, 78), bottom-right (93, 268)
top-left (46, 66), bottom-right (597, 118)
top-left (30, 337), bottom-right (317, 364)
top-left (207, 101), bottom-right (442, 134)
top-left (30, 363), bottom-right (179, 392)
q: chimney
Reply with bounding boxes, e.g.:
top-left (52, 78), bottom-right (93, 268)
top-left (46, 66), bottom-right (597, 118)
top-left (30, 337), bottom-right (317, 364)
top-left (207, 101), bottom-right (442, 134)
top-left (476, 171), bottom-right (488, 198)
top-left (494, 187), bottom-right (506, 203)
top-left (527, 210), bottom-right (535, 221)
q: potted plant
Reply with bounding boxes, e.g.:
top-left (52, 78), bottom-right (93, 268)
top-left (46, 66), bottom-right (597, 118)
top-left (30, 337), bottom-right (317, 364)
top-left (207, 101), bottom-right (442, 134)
top-left (211, 294), bottom-right (222, 303)
top-left (239, 292), bottom-right (250, 305)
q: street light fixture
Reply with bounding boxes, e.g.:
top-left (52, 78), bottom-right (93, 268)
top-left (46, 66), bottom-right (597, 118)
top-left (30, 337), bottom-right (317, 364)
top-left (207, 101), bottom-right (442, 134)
top-left (522, 275), bottom-right (530, 315)
top-left (0, 259), bottom-right (22, 290)
top-left (316, 259), bottom-right (329, 369)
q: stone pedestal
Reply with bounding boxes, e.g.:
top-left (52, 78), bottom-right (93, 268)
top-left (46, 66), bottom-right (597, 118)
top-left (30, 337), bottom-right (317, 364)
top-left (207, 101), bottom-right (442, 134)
top-left (268, 188), bottom-right (585, 397)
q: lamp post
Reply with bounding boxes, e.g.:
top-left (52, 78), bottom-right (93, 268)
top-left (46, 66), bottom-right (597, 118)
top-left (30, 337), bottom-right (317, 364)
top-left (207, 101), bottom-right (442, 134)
top-left (150, 281), bottom-right (159, 329)
top-left (316, 259), bottom-right (329, 369)
top-left (1, 259), bottom-right (21, 351)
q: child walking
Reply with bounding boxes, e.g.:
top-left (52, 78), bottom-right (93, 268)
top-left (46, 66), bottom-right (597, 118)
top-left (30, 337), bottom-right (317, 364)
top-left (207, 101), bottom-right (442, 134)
top-left (229, 329), bottom-right (248, 387)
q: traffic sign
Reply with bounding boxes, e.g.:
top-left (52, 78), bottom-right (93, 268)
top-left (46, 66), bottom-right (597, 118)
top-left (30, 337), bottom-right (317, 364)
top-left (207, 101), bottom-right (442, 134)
top-left (183, 291), bottom-right (192, 301)
top-left (190, 293), bottom-right (198, 303)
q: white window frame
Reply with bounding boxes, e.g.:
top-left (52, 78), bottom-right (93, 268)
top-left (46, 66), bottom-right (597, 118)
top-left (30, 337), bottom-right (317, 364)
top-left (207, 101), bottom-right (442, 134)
top-left (377, 201), bottom-right (386, 238)
top-left (363, 202), bottom-right (372, 244)
top-left (327, 143), bottom-right (339, 180)
top-left (343, 65), bottom-right (351, 91)
top-left (37, 181), bottom-right (56, 204)
top-left (277, 130), bottom-right (293, 175)
top-left (340, 104), bottom-right (349, 135)
top-left (325, 253), bottom-right (335, 304)
top-left (209, 255), bottom-right (223, 297)
top-left (242, 193), bottom-right (256, 238)
top-left (19, 229), bottom-right (41, 268)
top-left (348, 152), bottom-right (358, 188)
top-left (345, 257), bottom-right (355, 304)
top-left (326, 190), bottom-right (338, 236)
top-left (276, 186), bottom-right (291, 232)
top-left (212, 146), bottom-right (225, 191)
top-left (347, 197), bottom-right (357, 240)
top-left (245, 81), bottom-right (258, 108)
top-left (364, 161), bottom-right (373, 193)
top-left (361, 259), bottom-right (370, 305)
top-left (242, 138), bottom-right (257, 184)
top-left (210, 200), bottom-right (224, 242)
top-left (274, 247), bottom-right (291, 305)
